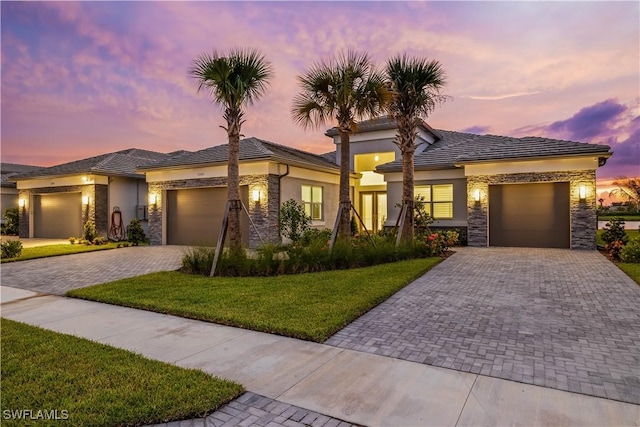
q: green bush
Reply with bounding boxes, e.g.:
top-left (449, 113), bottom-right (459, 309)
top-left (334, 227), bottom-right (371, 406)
top-left (83, 220), bottom-right (98, 242)
top-left (621, 238), bottom-right (640, 263)
top-left (127, 218), bottom-right (147, 245)
top-left (1, 207), bottom-right (19, 235)
top-left (602, 218), bottom-right (629, 261)
top-left (181, 246), bottom-right (215, 275)
top-left (1, 240), bottom-right (23, 259)
top-left (279, 199), bottom-right (311, 243)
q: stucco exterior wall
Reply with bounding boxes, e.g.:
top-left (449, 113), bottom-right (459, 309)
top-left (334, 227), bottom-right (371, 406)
top-left (466, 170), bottom-right (597, 249)
top-left (280, 176), bottom-right (339, 230)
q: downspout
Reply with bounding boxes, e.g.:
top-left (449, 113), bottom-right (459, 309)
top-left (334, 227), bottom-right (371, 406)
top-left (277, 163), bottom-right (290, 241)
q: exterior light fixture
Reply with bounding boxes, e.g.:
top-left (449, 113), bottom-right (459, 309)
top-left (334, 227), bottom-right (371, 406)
top-left (18, 199), bottom-right (25, 208)
top-left (82, 195), bottom-right (90, 205)
top-left (252, 189), bottom-right (261, 203)
top-left (148, 193), bottom-right (157, 206)
top-left (82, 176), bottom-right (88, 182)
top-left (579, 186), bottom-right (587, 201)
top-left (374, 155), bottom-right (380, 162)
top-left (473, 189), bottom-right (481, 202)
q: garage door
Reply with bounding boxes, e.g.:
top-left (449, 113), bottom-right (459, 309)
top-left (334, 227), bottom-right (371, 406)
top-left (166, 187), bottom-right (249, 246)
top-left (33, 193), bottom-right (82, 238)
top-left (489, 182), bottom-right (569, 248)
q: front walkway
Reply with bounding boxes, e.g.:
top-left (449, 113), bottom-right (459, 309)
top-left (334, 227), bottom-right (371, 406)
top-left (2, 287), bottom-right (637, 427)
top-left (0, 245), bottom-right (185, 295)
top-left (326, 247), bottom-right (640, 405)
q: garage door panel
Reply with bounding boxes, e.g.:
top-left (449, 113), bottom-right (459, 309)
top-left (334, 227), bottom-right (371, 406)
top-left (166, 187), bottom-right (249, 246)
top-left (34, 193), bottom-right (82, 238)
top-left (489, 183), bottom-right (569, 248)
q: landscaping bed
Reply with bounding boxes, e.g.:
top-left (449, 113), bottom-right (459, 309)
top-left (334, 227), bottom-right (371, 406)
top-left (68, 258), bottom-right (442, 342)
top-left (0, 318), bottom-right (243, 427)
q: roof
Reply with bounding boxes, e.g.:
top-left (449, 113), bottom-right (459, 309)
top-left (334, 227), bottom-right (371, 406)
top-left (1, 163), bottom-right (44, 187)
top-left (376, 129), bottom-right (612, 172)
top-left (11, 148), bottom-right (175, 180)
top-left (141, 137), bottom-right (339, 172)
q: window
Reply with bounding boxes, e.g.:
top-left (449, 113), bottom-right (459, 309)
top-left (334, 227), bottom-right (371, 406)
top-left (414, 184), bottom-right (454, 219)
top-left (302, 185), bottom-right (323, 221)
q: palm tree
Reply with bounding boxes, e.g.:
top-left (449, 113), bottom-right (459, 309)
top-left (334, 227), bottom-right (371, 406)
top-left (611, 177), bottom-right (640, 211)
top-left (385, 54), bottom-right (447, 243)
top-left (292, 51), bottom-right (389, 240)
top-left (190, 49), bottom-right (273, 250)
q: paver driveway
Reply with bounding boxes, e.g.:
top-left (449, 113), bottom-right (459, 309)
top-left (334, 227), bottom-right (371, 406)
top-left (326, 247), bottom-right (640, 405)
top-left (0, 246), bottom-right (185, 295)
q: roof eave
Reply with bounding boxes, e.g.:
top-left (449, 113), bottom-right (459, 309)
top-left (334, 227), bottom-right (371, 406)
top-left (453, 151), bottom-right (613, 167)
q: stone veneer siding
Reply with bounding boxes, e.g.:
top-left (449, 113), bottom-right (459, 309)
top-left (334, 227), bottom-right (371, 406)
top-left (467, 170), bottom-right (597, 250)
top-left (148, 174), bottom-right (280, 248)
top-left (18, 184), bottom-right (109, 238)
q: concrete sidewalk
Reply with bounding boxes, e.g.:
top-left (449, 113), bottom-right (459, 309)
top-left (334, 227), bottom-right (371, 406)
top-left (1, 286), bottom-right (637, 426)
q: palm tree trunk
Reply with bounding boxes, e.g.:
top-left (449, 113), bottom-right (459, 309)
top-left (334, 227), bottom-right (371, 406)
top-left (227, 117), bottom-right (242, 251)
top-left (338, 129), bottom-right (351, 239)
top-left (401, 148), bottom-right (415, 243)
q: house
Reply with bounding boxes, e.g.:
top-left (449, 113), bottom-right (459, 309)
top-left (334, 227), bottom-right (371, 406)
top-left (12, 149), bottom-right (176, 239)
top-left (138, 138), bottom-right (344, 247)
top-left (325, 117), bottom-right (612, 250)
top-left (1, 163), bottom-right (43, 214)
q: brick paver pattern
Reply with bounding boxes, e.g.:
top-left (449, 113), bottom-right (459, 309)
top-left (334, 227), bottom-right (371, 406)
top-left (150, 392), bottom-right (357, 427)
top-left (0, 246), bottom-right (184, 295)
top-left (326, 247), bottom-right (640, 405)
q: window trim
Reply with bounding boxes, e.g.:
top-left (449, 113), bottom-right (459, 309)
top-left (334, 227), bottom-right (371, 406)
top-left (301, 184), bottom-right (324, 221)
top-left (415, 184), bottom-right (454, 220)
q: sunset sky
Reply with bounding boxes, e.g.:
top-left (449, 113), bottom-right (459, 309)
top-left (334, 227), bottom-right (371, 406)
top-left (1, 1), bottom-right (638, 181)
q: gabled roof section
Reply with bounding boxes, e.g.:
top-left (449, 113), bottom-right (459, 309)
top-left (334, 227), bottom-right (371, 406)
top-left (1, 163), bottom-right (45, 188)
top-left (11, 148), bottom-right (174, 180)
top-left (325, 116), bottom-right (442, 140)
top-left (376, 130), bottom-right (612, 172)
top-left (140, 137), bottom-right (339, 172)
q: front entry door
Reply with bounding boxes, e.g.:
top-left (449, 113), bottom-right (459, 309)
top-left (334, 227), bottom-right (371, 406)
top-left (360, 192), bottom-right (387, 233)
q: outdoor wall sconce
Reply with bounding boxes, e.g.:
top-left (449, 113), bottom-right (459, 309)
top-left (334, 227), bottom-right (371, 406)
top-left (82, 195), bottom-right (90, 205)
top-left (252, 189), bottom-right (261, 203)
top-left (473, 189), bottom-right (481, 202)
top-left (374, 155), bottom-right (380, 162)
top-left (148, 193), bottom-right (157, 206)
top-left (579, 185), bottom-right (587, 201)
top-left (18, 199), bottom-right (25, 208)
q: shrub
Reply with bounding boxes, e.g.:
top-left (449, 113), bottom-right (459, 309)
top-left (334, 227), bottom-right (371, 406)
top-left (601, 218), bottom-right (629, 246)
top-left (127, 218), bottom-right (146, 245)
top-left (69, 237), bottom-right (76, 245)
top-left (1, 208), bottom-right (19, 236)
top-left (181, 246), bottom-right (215, 275)
top-left (279, 199), bottom-right (311, 243)
top-left (1, 240), bottom-right (23, 259)
top-left (83, 221), bottom-right (98, 242)
top-left (299, 228), bottom-right (332, 247)
top-left (217, 247), bottom-right (251, 276)
top-left (621, 238), bottom-right (640, 263)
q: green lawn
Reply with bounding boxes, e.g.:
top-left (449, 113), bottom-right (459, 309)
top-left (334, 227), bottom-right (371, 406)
top-left (1, 243), bottom-right (122, 263)
top-left (596, 229), bottom-right (640, 246)
top-left (68, 258), bottom-right (441, 342)
top-left (0, 318), bottom-right (243, 427)
top-left (598, 214), bottom-right (640, 221)
top-left (618, 263), bottom-right (640, 286)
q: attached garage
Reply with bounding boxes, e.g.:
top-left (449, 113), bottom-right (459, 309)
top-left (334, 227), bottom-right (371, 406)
top-left (33, 192), bottom-right (82, 238)
top-left (166, 186), bottom-right (249, 246)
top-left (489, 182), bottom-right (570, 249)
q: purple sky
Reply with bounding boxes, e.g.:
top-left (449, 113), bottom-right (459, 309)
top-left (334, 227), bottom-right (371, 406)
top-left (1, 1), bottom-right (638, 180)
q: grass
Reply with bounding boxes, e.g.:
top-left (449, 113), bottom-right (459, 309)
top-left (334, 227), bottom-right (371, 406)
top-left (596, 229), bottom-right (640, 246)
top-left (0, 318), bottom-right (243, 427)
top-left (617, 263), bottom-right (640, 286)
top-left (68, 258), bottom-right (442, 342)
top-left (598, 214), bottom-right (640, 221)
top-left (1, 243), bottom-right (122, 263)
